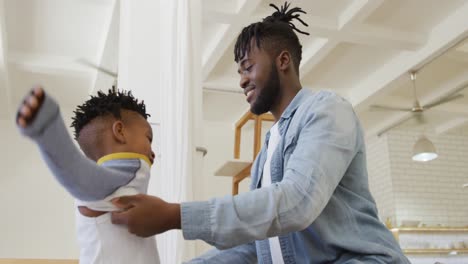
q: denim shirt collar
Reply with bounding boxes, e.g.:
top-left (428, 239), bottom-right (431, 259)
top-left (280, 88), bottom-right (312, 120)
top-left (265, 88), bottom-right (312, 142)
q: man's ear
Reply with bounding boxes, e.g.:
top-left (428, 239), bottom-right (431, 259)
top-left (112, 120), bottom-right (126, 144)
top-left (277, 50), bottom-right (292, 72)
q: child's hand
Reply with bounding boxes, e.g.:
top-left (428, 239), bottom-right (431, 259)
top-left (16, 86), bottom-right (45, 128)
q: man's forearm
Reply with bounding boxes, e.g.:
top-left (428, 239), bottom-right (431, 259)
top-left (169, 203), bottom-right (182, 230)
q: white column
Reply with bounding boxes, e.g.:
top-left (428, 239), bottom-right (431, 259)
top-left (118, 0), bottom-right (202, 262)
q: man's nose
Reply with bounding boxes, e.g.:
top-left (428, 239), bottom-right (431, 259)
top-left (239, 75), bottom-right (249, 89)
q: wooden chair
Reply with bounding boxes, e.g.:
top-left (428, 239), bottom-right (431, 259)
top-left (215, 110), bottom-right (274, 195)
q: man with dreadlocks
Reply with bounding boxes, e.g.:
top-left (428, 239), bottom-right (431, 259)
top-left (16, 86), bottom-right (161, 263)
top-left (111, 2), bottom-right (410, 263)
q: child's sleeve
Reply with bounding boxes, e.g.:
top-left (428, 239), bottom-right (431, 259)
top-left (18, 93), bottom-right (136, 201)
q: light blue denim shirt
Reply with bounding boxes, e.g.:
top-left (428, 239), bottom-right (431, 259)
top-left (182, 89), bottom-right (409, 263)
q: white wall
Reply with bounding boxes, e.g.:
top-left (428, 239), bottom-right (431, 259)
top-left (0, 111), bottom-right (79, 259)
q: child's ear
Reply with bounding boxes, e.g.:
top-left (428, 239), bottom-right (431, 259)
top-left (112, 120), bottom-right (126, 144)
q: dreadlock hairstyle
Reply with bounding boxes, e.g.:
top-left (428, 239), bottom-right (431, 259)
top-left (71, 89), bottom-right (150, 139)
top-left (234, 1), bottom-right (309, 74)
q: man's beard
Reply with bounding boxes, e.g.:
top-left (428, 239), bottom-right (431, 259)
top-left (251, 64), bottom-right (280, 115)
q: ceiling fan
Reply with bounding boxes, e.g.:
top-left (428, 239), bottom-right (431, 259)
top-left (370, 71), bottom-right (465, 128)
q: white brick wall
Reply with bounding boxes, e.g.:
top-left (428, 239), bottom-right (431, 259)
top-left (366, 129), bottom-right (468, 263)
top-left (366, 129), bottom-right (468, 227)
top-left (387, 130), bottom-right (468, 227)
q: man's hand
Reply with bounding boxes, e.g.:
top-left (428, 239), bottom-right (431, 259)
top-left (111, 194), bottom-right (181, 237)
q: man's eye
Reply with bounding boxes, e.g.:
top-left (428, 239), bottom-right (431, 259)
top-left (243, 65), bottom-right (253, 74)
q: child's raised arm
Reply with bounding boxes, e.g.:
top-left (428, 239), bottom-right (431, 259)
top-left (17, 87), bottom-right (135, 201)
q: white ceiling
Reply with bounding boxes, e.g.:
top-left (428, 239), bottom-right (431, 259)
top-left (201, 0), bottom-right (468, 137)
top-left (1, 0), bottom-right (468, 138)
top-left (0, 0), bottom-right (117, 119)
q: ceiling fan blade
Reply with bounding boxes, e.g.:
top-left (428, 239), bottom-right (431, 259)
top-left (443, 82), bottom-right (468, 98)
top-left (77, 59), bottom-right (118, 78)
top-left (377, 114), bottom-right (415, 136)
top-left (424, 94), bottom-right (464, 109)
top-left (370, 105), bottom-right (412, 112)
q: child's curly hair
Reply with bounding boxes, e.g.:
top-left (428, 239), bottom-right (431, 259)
top-left (71, 89), bottom-right (150, 139)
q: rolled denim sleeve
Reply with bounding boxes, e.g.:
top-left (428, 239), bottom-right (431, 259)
top-left (181, 93), bottom-right (359, 249)
top-left (181, 201), bottom-right (212, 242)
top-left (185, 242), bottom-right (256, 264)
